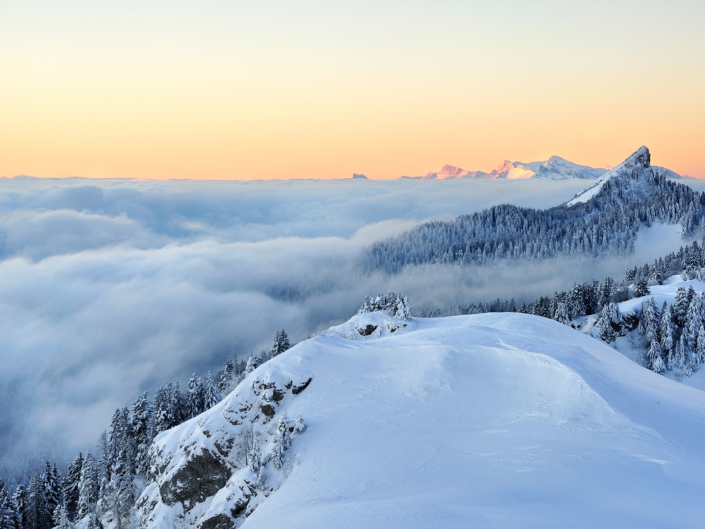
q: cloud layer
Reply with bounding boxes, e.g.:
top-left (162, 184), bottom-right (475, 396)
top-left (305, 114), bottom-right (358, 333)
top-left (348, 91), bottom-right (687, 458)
top-left (1, 176), bottom-right (702, 483)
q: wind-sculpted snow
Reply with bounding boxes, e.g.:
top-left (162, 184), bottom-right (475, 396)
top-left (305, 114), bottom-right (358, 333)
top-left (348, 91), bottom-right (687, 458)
top-left (139, 312), bottom-right (705, 528)
top-left (366, 147), bottom-right (702, 273)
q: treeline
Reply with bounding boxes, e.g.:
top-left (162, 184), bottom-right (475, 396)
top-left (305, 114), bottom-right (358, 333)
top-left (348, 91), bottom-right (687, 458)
top-left (427, 240), bottom-right (705, 377)
top-left (1, 330), bottom-right (292, 529)
top-left (366, 149), bottom-right (704, 273)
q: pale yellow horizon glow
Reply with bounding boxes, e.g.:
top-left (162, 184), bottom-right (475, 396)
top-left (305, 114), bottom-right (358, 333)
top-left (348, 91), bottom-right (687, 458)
top-left (1, 1), bottom-right (704, 180)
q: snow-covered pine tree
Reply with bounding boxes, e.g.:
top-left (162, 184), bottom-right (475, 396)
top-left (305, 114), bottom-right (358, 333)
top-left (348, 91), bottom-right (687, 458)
top-left (683, 293), bottom-right (705, 355)
top-left (12, 484), bottom-right (27, 529)
top-left (594, 302), bottom-right (623, 343)
top-left (638, 298), bottom-right (660, 344)
top-left (646, 340), bottom-right (663, 372)
top-left (62, 453), bottom-right (83, 521)
top-left (186, 374), bottom-right (205, 420)
top-left (661, 303), bottom-right (675, 355)
top-left (171, 382), bottom-right (186, 425)
top-left (568, 284), bottom-right (586, 319)
top-left (0, 481), bottom-right (21, 529)
top-left (203, 371), bottom-right (222, 410)
top-left (77, 451), bottom-right (98, 520)
top-left (153, 383), bottom-right (176, 435)
top-left (42, 461), bottom-right (62, 523)
top-left (244, 356), bottom-right (256, 375)
top-left (54, 501), bottom-right (74, 529)
top-left (271, 436), bottom-right (284, 470)
top-left (630, 279), bottom-right (650, 298)
top-left (673, 287), bottom-right (689, 328)
top-left (26, 473), bottom-right (50, 529)
top-left (692, 326), bottom-right (705, 371)
top-left (652, 353), bottom-right (666, 374)
top-left (669, 335), bottom-right (688, 375)
top-left (393, 295), bottom-right (412, 320)
top-left (270, 330), bottom-right (291, 358)
top-left (554, 302), bottom-right (570, 325)
top-left (114, 431), bottom-right (136, 529)
top-left (131, 392), bottom-right (153, 476)
top-left (357, 296), bottom-right (373, 314)
top-left (96, 431), bottom-right (111, 486)
top-left (277, 416), bottom-right (291, 450)
top-left (218, 349), bottom-right (236, 394)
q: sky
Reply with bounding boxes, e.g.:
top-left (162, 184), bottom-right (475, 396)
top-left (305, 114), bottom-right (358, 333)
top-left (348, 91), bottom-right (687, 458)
top-left (1, 0), bottom-right (704, 180)
top-left (2, 174), bottom-right (703, 484)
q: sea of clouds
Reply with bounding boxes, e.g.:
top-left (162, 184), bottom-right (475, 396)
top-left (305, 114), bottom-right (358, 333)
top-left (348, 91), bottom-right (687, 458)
top-left (2, 175), bottom-right (703, 483)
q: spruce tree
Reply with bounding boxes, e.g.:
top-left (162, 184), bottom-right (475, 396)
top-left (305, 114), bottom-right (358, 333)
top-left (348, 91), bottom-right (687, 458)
top-left (646, 340), bottom-right (663, 372)
top-left (12, 484), bottom-right (27, 529)
top-left (277, 416), bottom-right (291, 450)
top-left (673, 287), bottom-right (689, 327)
top-left (153, 384), bottom-right (176, 435)
top-left (203, 371), bottom-right (222, 410)
top-left (661, 303), bottom-right (675, 355)
top-left (131, 392), bottom-right (153, 476)
top-left (77, 451), bottom-right (98, 520)
top-left (26, 473), bottom-right (50, 529)
top-left (271, 436), bottom-right (284, 470)
top-left (42, 461), bottom-right (62, 522)
top-left (54, 502), bottom-right (74, 529)
top-left (186, 374), bottom-right (205, 420)
top-left (270, 330), bottom-right (292, 358)
top-left (171, 382), bottom-right (185, 425)
top-left (62, 453), bottom-right (83, 521)
top-left (554, 302), bottom-right (570, 325)
top-left (0, 481), bottom-right (21, 529)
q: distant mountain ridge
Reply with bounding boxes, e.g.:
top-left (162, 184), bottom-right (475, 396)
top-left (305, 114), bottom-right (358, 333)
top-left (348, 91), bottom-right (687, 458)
top-left (367, 147), bottom-right (701, 273)
top-left (415, 155), bottom-right (682, 181)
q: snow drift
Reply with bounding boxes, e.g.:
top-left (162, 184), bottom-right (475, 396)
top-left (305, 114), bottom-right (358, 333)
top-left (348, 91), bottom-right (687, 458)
top-left (138, 311), bottom-right (705, 528)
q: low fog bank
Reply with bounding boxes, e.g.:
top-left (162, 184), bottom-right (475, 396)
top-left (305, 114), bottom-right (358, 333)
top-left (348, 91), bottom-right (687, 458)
top-left (0, 176), bottom-right (694, 484)
top-left (0, 177), bottom-right (589, 259)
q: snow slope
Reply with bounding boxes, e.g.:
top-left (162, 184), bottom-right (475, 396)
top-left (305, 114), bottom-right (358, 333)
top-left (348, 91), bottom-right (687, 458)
top-left (141, 312), bottom-right (705, 528)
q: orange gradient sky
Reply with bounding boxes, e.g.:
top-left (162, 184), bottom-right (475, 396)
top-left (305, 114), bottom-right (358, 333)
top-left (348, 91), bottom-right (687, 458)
top-left (1, 0), bottom-right (704, 180)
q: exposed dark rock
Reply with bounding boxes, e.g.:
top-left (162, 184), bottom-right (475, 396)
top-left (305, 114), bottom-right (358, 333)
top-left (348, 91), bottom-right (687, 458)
top-left (357, 324), bottom-right (378, 336)
top-left (199, 513), bottom-right (236, 529)
top-left (260, 404), bottom-right (276, 418)
top-left (159, 449), bottom-right (232, 508)
top-left (292, 378), bottom-right (312, 395)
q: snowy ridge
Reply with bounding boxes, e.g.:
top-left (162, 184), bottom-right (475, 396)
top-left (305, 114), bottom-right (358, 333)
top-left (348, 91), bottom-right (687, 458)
top-left (533, 155), bottom-right (608, 180)
top-left (418, 157), bottom-right (608, 181)
top-left (413, 153), bottom-right (682, 183)
top-left (566, 146), bottom-right (651, 206)
top-left (139, 311), bottom-right (705, 528)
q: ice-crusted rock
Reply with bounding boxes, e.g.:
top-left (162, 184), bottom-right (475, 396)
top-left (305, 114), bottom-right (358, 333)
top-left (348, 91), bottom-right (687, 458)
top-left (137, 357), bottom-right (312, 528)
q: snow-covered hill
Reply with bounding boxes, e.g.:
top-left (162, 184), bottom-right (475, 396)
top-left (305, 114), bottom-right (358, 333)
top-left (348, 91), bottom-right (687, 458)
top-left (139, 312), bottom-right (705, 528)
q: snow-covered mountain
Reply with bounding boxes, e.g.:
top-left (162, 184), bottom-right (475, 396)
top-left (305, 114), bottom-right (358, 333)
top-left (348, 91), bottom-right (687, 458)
top-left (138, 311), bottom-right (705, 528)
top-left (416, 154), bottom-right (682, 181)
